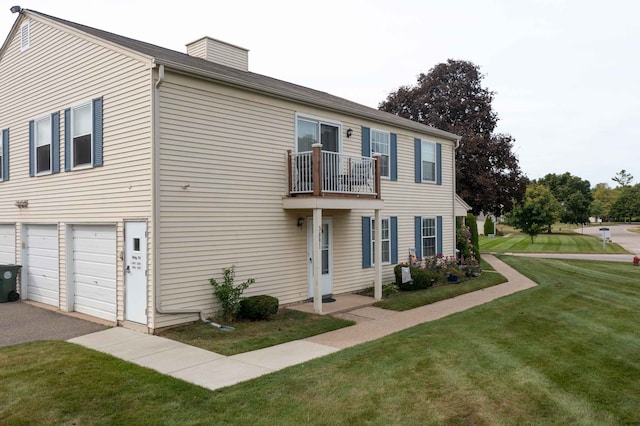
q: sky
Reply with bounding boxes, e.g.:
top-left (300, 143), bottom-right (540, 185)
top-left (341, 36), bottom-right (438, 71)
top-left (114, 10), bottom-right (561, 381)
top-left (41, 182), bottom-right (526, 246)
top-left (1, 0), bottom-right (639, 188)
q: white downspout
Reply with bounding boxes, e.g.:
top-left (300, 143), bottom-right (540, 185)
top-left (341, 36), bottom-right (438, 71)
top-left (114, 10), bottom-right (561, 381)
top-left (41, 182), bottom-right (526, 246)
top-left (152, 64), bottom-right (207, 323)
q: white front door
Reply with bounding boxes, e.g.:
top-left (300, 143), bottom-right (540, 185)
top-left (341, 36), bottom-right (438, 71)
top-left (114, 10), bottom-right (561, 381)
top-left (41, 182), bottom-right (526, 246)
top-left (125, 221), bottom-right (147, 324)
top-left (307, 217), bottom-right (332, 297)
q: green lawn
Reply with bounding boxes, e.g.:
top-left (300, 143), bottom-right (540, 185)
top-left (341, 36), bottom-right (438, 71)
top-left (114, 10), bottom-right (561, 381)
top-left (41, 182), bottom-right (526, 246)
top-left (2, 258), bottom-right (640, 424)
top-left (480, 232), bottom-right (629, 253)
top-left (158, 309), bottom-right (353, 355)
top-left (374, 270), bottom-right (507, 311)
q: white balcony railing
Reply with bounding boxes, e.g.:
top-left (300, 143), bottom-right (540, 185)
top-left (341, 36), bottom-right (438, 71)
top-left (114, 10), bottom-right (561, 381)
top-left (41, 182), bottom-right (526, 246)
top-left (288, 148), bottom-right (380, 198)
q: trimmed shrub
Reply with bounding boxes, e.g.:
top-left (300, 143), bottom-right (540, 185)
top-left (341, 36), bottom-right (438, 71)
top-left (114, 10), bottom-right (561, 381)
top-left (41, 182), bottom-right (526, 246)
top-left (394, 264), bottom-right (445, 291)
top-left (466, 213), bottom-right (481, 262)
top-left (239, 295), bottom-right (279, 321)
top-left (484, 216), bottom-right (495, 236)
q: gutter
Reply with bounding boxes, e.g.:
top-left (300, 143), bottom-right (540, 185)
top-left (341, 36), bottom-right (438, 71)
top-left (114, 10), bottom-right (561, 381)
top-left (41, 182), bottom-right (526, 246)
top-left (152, 64), bottom-right (207, 324)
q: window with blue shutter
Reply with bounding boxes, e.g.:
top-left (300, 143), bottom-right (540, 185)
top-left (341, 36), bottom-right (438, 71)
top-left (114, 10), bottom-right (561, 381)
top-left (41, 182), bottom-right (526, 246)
top-left (64, 108), bottom-right (71, 171)
top-left (361, 127), bottom-right (370, 157)
top-left (1, 129), bottom-right (9, 182)
top-left (28, 120), bottom-right (34, 177)
top-left (390, 216), bottom-right (398, 264)
top-left (414, 216), bottom-right (422, 259)
top-left (362, 216), bottom-right (372, 268)
top-left (390, 133), bottom-right (397, 181)
top-left (437, 216), bottom-right (443, 255)
top-left (64, 96), bottom-right (103, 171)
top-left (415, 139), bottom-right (442, 185)
top-left (51, 112), bottom-right (60, 174)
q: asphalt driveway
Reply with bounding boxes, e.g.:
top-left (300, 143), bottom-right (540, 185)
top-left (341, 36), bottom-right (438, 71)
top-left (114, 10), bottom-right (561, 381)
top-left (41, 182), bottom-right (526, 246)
top-left (0, 302), bottom-right (108, 348)
top-left (576, 224), bottom-right (640, 254)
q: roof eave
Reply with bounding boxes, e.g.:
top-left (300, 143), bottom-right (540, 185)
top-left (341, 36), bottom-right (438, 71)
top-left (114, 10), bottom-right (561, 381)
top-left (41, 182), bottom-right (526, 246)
top-left (154, 58), bottom-right (461, 142)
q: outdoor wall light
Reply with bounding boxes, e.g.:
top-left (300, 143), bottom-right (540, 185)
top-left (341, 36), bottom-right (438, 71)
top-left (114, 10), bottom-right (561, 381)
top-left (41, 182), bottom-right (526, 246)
top-left (15, 200), bottom-right (28, 208)
top-left (346, 128), bottom-right (353, 138)
top-left (297, 217), bottom-right (304, 228)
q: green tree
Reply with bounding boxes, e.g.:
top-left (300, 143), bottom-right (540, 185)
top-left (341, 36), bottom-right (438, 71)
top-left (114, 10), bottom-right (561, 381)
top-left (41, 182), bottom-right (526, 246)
top-left (380, 59), bottom-right (527, 215)
top-left (510, 184), bottom-right (560, 243)
top-left (483, 216), bottom-right (495, 236)
top-left (591, 182), bottom-right (618, 220)
top-left (536, 172), bottom-right (593, 227)
top-left (609, 184), bottom-right (640, 222)
top-left (612, 169), bottom-right (634, 187)
top-left (465, 213), bottom-right (481, 261)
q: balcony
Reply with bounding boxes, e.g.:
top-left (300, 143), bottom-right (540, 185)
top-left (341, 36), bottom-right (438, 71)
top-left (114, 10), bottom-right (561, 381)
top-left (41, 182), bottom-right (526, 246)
top-left (283, 144), bottom-right (384, 210)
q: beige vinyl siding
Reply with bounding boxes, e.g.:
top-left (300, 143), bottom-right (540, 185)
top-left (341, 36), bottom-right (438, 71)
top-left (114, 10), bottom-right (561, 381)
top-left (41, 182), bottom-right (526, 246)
top-left (186, 37), bottom-right (249, 71)
top-left (0, 17), bottom-right (153, 323)
top-left (156, 70), bottom-right (457, 327)
top-left (157, 74), bottom-right (307, 327)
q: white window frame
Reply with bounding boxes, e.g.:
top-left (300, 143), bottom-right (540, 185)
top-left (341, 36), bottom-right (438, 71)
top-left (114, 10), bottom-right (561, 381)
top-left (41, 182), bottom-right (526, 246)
top-left (70, 100), bottom-right (93, 169)
top-left (20, 20), bottom-right (30, 52)
top-left (421, 216), bottom-right (437, 258)
top-left (370, 129), bottom-right (390, 179)
top-left (371, 217), bottom-right (391, 265)
top-left (294, 113), bottom-right (342, 153)
top-left (421, 140), bottom-right (437, 183)
top-left (34, 115), bottom-right (52, 175)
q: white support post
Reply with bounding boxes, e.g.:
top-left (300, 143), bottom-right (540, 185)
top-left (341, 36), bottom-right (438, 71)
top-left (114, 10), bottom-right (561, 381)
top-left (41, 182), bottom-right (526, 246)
top-left (374, 208), bottom-right (382, 300)
top-left (313, 208), bottom-right (323, 313)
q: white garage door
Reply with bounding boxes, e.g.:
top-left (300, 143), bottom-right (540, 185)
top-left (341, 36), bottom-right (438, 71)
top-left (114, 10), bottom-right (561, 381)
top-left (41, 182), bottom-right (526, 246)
top-left (72, 225), bottom-right (117, 321)
top-left (0, 225), bottom-right (15, 264)
top-left (25, 225), bottom-right (59, 307)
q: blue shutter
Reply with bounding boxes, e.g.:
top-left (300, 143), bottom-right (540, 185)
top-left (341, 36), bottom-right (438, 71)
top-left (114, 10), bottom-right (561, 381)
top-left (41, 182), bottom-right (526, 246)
top-left (362, 216), bottom-right (372, 268)
top-left (64, 108), bottom-right (71, 171)
top-left (414, 138), bottom-right (421, 183)
top-left (436, 143), bottom-right (442, 185)
top-left (390, 133), bottom-right (397, 181)
top-left (92, 97), bottom-right (103, 167)
top-left (437, 216), bottom-right (443, 255)
top-left (391, 216), bottom-right (398, 264)
top-left (361, 127), bottom-right (370, 157)
top-left (2, 129), bottom-right (9, 181)
top-left (414, 216), bottom-right (422, 260)
top-left (28, 120), bottom-right (34, 177)
top-left (51, 112), bottom-right (60, 174)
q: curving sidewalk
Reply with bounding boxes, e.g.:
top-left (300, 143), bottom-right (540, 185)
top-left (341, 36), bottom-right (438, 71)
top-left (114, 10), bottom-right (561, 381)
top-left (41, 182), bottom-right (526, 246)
top-left (69, 254), bottom-right (537, 391)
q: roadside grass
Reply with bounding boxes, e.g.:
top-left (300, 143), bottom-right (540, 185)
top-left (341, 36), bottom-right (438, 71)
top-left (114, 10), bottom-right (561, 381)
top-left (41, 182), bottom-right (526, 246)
top-left (480, 232), bottom-right (628, 253)
top-left (157, 309), bottom-right (353, 356)
top-left (374, 271), bottom-right (507, 311)
top-left (2, 258), bottom-right (640, 424)
top-left (629, 227), bottom-right (640, 234)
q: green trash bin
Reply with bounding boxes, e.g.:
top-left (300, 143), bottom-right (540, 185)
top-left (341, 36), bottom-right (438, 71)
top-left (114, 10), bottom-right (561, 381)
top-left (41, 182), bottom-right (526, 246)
top-left (0, 265), bottom-right (21, 303)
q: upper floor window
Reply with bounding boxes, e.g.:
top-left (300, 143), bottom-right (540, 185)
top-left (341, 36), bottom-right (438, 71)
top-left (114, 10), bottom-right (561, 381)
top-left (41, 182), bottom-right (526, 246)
top-left (421, 141), bottom-right (436, 182)
top-left (371, 129), bottom-right (390, 179)
top-left (29, 112), bottom-right (59, 177)
top-left (64, 97), bottom-right (103, 171)
top-left (72, 103), bottom-right (93, 168)
top-left (414, 139), bottom-right (441, 185)
top-left (296, 116), bottom-right (340, 154)
top-left (35, 116), bottom-right (52, 174)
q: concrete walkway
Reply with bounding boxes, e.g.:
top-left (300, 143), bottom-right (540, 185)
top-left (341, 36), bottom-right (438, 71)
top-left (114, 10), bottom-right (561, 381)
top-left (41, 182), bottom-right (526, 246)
top-left (69, 254), bottom-right (536, 391)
